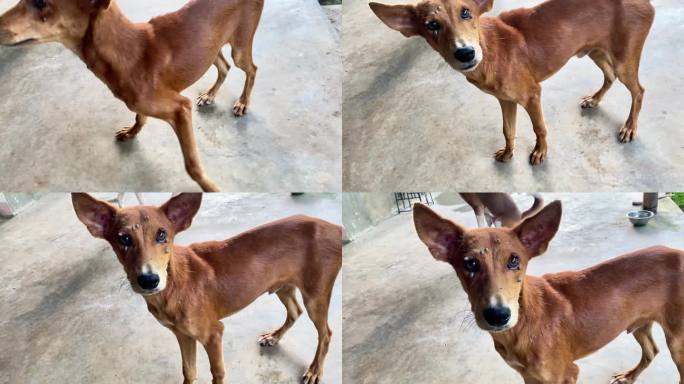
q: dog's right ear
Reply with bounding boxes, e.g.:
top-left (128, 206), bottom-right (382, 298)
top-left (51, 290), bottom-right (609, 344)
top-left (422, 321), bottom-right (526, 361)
top-left (369, 2), bottom-right (419, 37)
top-left (413, 203), bottom-right (465, 262)
top-left (72, 193), bottom-right (117, 239)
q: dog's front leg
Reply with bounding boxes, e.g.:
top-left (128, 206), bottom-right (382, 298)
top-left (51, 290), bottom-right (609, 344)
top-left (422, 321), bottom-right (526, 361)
top-left (201, 322), bottom-right (226, 384)
top-left (164, 96), bottom-right (221, 192)
top-left (522, 92), bottom-right (548, 165)
top-left (495, 99), bottom-right (517, 162)
top-left (116, 114), bottom-right (148, 141)
top-left (173, 331), bottom-right (198, 384)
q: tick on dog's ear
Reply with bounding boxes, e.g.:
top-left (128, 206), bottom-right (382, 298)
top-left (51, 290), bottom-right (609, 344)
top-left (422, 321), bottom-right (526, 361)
top-left (413, 203), bottom-right (465, 262)
top-left (72, 193), bottom-right (117, 239)
top-left (369, 2), bottom-right (419, 37)
top-left (514, 200), bottom-right (562, 257)
top-left (161, 193), bottom-right (203, 233)
top-left (473, 0), bottom-right (494, 13)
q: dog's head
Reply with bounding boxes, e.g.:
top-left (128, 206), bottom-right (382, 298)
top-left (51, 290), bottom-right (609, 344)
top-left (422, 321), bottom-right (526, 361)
top-left (369, 0), bottom-right (492, 72)
top-left (414, 201), bottom-right (561, 332)
top-left (72, 193), bottom-right (202, 296)
top-left (0, 0), bottom-right (112, 48)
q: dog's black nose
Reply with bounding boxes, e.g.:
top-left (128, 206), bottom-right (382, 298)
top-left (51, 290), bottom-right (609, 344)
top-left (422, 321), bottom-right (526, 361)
top-left (137, 273), bottom-right (160, 290)
top-left (454, 46), bottom-right (476, 63)
top-left (483, 306), bottom-right (511, 327)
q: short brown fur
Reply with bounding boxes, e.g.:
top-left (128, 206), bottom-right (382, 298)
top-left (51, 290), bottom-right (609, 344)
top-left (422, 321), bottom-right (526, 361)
top-left (414, 201), bottom-right (684, 383)
top-left (72, 193), bottom-right (342, 384)
top-left (370, 0), bottom-right (654, 165)
top-left (0, 0), bottom-right (265, 191)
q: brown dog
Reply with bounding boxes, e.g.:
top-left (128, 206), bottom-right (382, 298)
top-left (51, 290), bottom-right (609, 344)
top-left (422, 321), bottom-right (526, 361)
top-left (72, 193), bottom-right (341, 384)
top-left (459, 192), bottom-right (543, 228)
top-left (414, 201), bottom-right (684, 383)
top-left (370, 0), bottom-right (654, 165)
top-left (0, 0), bottom-right (265, 191)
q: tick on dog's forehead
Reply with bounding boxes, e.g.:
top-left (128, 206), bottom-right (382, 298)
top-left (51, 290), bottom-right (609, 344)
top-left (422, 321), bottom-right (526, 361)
top-left (463, 233), bottom-right (502, 257)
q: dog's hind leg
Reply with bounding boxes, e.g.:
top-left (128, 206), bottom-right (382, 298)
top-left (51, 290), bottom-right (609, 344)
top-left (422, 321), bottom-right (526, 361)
top-left (197, 52), bottom-right (230, 107)
top-left (580, 50), bottom-right (615, 109)
top-left (258, 285), bottom-right (303, 346)
top-left (115, 114), bottom-right (148, 141)
top-left (301, 286), bottom-right (334, 384)
top-left (610, 322), bottom-right (659, 384)
top-left (231, 42), bottom-right (257, 117)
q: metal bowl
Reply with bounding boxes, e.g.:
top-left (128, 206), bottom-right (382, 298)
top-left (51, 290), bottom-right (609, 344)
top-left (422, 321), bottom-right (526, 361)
top-left (627, 210), bottom-right (655, 227)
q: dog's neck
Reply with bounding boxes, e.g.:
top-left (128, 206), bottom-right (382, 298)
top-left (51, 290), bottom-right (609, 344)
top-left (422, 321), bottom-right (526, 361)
top-left (462, 17), bottom-right (512, 87)
top-left (76, 3), bottom-right (147, 99)
top-left (143, 245), bottom-right (201, 312)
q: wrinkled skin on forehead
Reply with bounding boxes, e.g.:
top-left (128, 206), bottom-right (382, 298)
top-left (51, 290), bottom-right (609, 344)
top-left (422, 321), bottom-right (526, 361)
top-left (0, 0), bottom-right (111, 51)
top-left (413, 201), bottom-right (562, 332)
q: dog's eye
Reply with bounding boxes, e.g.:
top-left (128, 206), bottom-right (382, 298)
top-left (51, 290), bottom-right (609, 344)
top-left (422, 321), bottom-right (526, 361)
top-left (464, 258), bottom-right (479, 273)
top-left (426, 20), bottom-right (441, 32)
top-left (461, 7), bottom-right (472, 20)
top-left (118, 233), bottom-right (132, 247)
top-left (507, 254), bottom-right (520, 270)
top-left (156, 229), bottom-right (167, 244)
top-left (32, 0), bottom-right (48, 10)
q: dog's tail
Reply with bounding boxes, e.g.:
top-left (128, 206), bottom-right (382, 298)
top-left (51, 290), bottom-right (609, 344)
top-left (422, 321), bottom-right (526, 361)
top-left (521, 193), bottom-right (544, 220)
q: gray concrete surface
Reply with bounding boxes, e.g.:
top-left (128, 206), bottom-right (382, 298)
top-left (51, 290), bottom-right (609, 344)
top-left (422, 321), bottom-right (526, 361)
top-left (343, 0), bottom-right (684, 191)
top-left (343, 193), bottom-right (684, 383)
top-left (0, 193), bottom-right (341, 384)
top-left (342, 192), bottom-right (396, 240)
top-left (0, 0), bottom-right (341, 192)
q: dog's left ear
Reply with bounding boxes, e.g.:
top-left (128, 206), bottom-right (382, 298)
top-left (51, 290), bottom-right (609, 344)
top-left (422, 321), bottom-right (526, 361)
top-left (72, 193), bottom-right (117, 239)
top-left (473, 0), bottom-right (494, 14)
top-left (161, 193), bottom-right (203, 233)
top-left (369, 2), bottom-right (420, 37)
top-left (81, 0), bottom-right (111, 12)
top-left (514, 200), bottom-right (562, 257)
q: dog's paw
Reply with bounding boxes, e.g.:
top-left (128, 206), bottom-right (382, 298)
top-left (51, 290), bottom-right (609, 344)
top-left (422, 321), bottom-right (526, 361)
top-left (618, 125), bottom-right (636, 143)
top-left (610, 373), bottom-right (634, 384)
top-left (580, 95), bottom-right (600, 109)
top-left (494, 147), bottom-right (514, 162)
top-left (197, 92), bottom-right (215, 107)
top-left (529, 145), bottom-right (547, 165)
top-left (257, 332), bottom-right (280, 347)
top-left (115, 127), bottom-right (137, 142)
top-left (233, 100), bottom-right (248, 116)
top-left (302, 368), bottom-right (321, 384)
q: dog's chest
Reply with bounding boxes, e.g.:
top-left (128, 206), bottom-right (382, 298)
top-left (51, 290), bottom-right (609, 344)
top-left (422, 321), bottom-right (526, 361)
top-left (494, 341), bottom-right (528, 371)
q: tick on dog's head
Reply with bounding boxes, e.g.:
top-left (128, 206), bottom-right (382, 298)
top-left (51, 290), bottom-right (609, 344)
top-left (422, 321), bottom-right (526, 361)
top-left (72, 193), bottom-right (202, 296)
top-left (0, 0), bottom-right (112, 50)
top-left (413, 201), bottom-right (561, 332)
top-left (369, 0), bottom-right (492, 72)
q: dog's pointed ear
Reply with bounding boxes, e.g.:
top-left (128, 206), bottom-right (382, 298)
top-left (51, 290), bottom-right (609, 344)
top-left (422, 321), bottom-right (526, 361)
top-left (72, 193), bottom-right (117, 239)
top-left (473, 0), bottom-right (494, 13)
top-left (514, 200), bottom-right (562, 257)
top-left (413, 203), bottom-right (465, 262)
top-left (369, 2), bottom-right (419, 37)
top-left (161, 193), bottom-right (203, 233)
top-left (81, 0), bottom-right (112, 13)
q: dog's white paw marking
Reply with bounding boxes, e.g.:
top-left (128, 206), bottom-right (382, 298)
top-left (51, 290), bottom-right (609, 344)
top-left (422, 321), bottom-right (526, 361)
top-left (302, 369), bottom-right (321, 384)
top-left (257, 332), bottom-right (280, 347)
top-left (494, 147), bottom-right (514, 162)
top-left (115, 127), bottom-right (137, 141)
top-left (610, 373), bottom-right (634, 384)
top-left (233, 100), bottom-right (248, 116)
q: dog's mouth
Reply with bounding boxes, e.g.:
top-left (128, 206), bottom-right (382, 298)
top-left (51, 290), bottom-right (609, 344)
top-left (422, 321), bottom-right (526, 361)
top-left (484, 324), bottom-right (512, 333)
top-left (139, 288), bottom-right (162, 296)
top-left (458, 60), bottom-right (480, 72)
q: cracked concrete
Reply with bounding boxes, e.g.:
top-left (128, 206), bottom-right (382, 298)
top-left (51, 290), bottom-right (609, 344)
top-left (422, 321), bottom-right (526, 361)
top-left (0, 193), bottom-right (341, 384)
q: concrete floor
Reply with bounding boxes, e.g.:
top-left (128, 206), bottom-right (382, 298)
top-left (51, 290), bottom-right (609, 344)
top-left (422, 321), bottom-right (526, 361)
top-left (343, 0), bottom-right (684, 191)
top-left (343, 193), bottom-right (684, 383)
top-left (0, 0), bottom-right (341, 192)
top-left (0, 193), bottom-right (342, 384)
